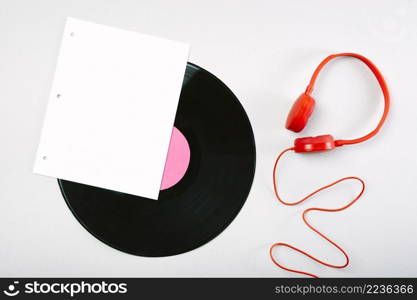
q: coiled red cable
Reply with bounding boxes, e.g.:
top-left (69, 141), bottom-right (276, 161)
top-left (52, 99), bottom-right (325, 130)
top-left (270, 147), bottom-right (365, 278)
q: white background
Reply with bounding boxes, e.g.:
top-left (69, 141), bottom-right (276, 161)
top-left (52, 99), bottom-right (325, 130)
top-left (0, 0), bottom-right (416, 277)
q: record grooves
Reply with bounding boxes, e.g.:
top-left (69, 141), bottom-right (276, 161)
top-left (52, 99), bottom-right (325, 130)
top-left (58, 62), bottom-right (256, 257)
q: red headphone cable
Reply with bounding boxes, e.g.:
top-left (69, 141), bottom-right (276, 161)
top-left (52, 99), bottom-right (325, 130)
top-left (270, 147), bottom-right (365, 278)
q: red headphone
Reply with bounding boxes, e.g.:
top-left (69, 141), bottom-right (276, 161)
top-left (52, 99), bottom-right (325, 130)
top-left (286, 52), bottom-right (390, 152)
top-left (270, 53), bottom-right (390, 278)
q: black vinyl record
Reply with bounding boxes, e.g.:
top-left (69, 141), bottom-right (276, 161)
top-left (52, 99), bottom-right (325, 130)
top-left (58, 62), bottom-right (256, 257)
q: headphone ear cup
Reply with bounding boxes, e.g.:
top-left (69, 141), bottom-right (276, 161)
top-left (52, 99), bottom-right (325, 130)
top-left (285, 93), bottom-right (316, 132)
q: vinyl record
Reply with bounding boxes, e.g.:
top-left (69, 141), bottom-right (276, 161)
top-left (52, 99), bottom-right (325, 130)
top-left (58, 62), bottom-right (256, 257)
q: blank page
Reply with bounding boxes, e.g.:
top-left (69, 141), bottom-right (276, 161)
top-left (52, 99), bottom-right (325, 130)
top-left (34, 18), bottom-right (189, 200)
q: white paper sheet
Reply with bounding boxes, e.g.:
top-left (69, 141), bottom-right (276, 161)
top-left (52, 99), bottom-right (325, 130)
top-left (33, 18), bottom-right (189, 200)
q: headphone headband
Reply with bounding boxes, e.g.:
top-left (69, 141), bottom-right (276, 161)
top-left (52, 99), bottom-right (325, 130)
top-left (305, 53), bottom-right (390, 147)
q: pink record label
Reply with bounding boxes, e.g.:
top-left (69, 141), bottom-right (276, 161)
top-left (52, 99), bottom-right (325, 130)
top-left (160, 127), bottom-right (190, 190)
